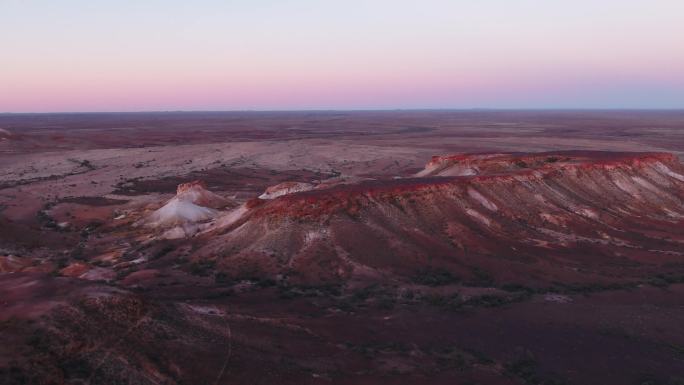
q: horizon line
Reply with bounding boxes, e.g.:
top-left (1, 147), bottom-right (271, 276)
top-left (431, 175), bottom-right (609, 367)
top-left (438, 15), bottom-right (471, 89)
top-left (2, 107), bottom-right (684, 115)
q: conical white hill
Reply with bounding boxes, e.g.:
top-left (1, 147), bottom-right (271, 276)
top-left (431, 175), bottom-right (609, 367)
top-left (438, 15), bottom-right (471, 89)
top-left (0, 128), bottom-right (13, 141)
top-left (146, 180), bottom-right (229, 228)
top-left (147, 199), bottom-right (217, 228)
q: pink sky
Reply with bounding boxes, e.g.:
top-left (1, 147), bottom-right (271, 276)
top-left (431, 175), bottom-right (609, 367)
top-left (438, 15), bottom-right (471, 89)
top-left (1, 0), bottom-right (683, 111)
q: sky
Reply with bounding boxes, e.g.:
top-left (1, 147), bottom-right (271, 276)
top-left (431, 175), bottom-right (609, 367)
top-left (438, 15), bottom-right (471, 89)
top-left (1, 0), bottom-right (683, 112)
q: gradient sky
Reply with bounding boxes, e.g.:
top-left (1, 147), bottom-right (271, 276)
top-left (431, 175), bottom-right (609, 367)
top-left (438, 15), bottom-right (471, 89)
top-left (2, 0), bottom-right (684, 112)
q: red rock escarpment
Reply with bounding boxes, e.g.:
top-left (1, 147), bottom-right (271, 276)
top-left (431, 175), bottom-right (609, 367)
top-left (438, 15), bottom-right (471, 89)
top-left (249, 151), bottom-right (683, 219)
top-left (198, 152), bottom-right (684, 285)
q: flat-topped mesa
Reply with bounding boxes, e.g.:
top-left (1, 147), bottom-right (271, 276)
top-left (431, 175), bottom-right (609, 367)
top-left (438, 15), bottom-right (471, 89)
top-left (416, 151), bottom-right (678, 177)
top-left (195, 151), bottom-right (684, 285)
top-left (246, 151), bottom-right (684, 220)
top-left (416, 153), bottom-right (507, 176)
top-left (259, 181), bottom-right (315, 200)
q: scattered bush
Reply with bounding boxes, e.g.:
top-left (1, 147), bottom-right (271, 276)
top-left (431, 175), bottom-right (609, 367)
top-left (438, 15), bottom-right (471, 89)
top-left (465, 267), bottom-right (494, 287)
top-left (188, 260), bottom-right (215, 277)
top-left (413, 267), bottom-right (460, 286)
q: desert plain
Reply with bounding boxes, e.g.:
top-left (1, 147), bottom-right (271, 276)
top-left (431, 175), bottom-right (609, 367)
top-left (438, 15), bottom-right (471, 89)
top-left (1, 110), bottom-right (684, 384)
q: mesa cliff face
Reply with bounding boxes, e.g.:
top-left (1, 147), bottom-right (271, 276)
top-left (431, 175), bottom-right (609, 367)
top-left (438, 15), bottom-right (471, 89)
top-left (190, 152), bottom-right (684, 285)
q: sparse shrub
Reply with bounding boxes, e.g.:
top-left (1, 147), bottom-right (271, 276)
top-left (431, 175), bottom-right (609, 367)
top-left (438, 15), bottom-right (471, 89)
top-left (504, 349), bottom-right (569, 385)
top-left (204, 289), bottom-right (232, 299)
top-left (436, 352), bottom-right (467, 370)
top-left (463, 294), bottom-right (509, 307)
top-left (424, 293), bottom-right (462, 310)
top-left (464, 349), bottom-right (494, 365)
top-left (335, 300), bottom-right (355, 313)
top-left (649, 274), bottom-right (684, 288)
top-left (465, 267), bottom-right (494, 287)
top-left (115, 269), bottom-right (130, 280)
top-left (152, 245), bottom-right (174, 260)
top-left (351, 285), bottom-right (378, 302)
top-left (59, 358), bottom-right (92, 379)
top-left (189, 260), bottom-right (215, 276)
top-left (214, 272), bottom-right (231, 285)
top-left (505, 356), bottom-right (539, 383)
top-left (375, 295), bottom-right (396, 310)
top-left (500, 283), bottom-right (536, 293)
top-left (1, 365), bottom-right (29, 385)
top-left (26, 331), bottom-right (50, 352)
top-left (399, 289), bottom-right (415, 300)
top-left (80, 159), bottom-right (95, 170)
top-left (648, 277), bottom-right (670, 288)
top-left (278, 289), bottom-right (301, 300)
top-left (668, 343), bottom-right (684, 356)
top-left (549, 281), bottom-right (636, 295)
top-left (256, 278), bottom-right (276, 288)
top-left (413, 267), bottom-right (460, 286)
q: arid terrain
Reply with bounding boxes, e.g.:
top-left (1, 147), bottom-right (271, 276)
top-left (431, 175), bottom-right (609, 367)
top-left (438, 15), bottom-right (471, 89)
top-left (2, 110), bottom-right (684, 385)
